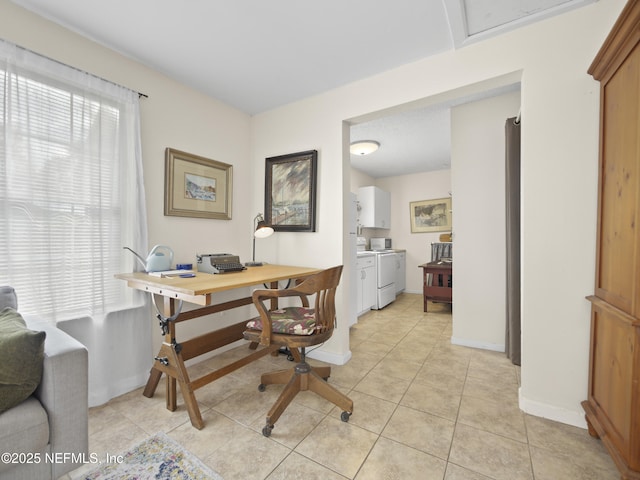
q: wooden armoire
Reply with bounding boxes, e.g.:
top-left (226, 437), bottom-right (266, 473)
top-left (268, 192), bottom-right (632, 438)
top-left (582, 1), bottom-right (640, 478)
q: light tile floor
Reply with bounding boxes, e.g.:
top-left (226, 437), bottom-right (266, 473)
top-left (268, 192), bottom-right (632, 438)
top-left (67, 293), bottom-right (620, 480)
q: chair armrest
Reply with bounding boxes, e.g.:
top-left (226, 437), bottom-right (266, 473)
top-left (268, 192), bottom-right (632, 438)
top-left (24, 318), bottom-right (89, 476)
top-left (251, 287), bottom-right (309, 346)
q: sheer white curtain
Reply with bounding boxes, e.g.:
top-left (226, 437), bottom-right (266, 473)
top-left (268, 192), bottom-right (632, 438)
top-left (0, 39), bottom-right (152, 405)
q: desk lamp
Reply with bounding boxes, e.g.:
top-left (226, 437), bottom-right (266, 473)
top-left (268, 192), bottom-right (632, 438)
top-left (246, 213), bottom-right (274, 266)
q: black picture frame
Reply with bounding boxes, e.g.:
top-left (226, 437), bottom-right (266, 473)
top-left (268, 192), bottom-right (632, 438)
top-left (265, 150), bottom-right (317, 232)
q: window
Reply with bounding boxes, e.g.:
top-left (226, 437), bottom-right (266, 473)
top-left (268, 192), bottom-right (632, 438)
top-left (0, 41), bottom-right (147, 322)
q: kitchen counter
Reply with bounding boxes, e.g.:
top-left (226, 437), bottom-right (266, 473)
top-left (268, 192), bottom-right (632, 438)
top-left (358, 249), bottom-right (405, 254)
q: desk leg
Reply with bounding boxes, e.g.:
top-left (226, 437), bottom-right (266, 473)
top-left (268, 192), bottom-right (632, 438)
top-left (165, 320), bottom-right (177, 412)
top-left (158, 340), bottom-right (204, 428)
top-left (142, 295), bottom-right (173, 400)
top-left (143, 295), bottom-right (205, 429)
top-left (422, 268), bottom-right (428, 312)
top-left (142, 369), bottom-right (162, 398)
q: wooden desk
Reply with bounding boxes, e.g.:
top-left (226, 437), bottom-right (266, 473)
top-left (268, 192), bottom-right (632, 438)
top-left (419, 261), bottom-right (452, 312)
top-left (115, 264), bottom-right (321, 429)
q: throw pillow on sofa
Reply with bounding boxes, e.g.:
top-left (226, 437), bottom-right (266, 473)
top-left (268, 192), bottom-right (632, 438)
top-left (0, 307), bottom-right (46, 414)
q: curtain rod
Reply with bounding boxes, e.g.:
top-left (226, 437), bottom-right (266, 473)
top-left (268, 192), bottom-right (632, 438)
top-left (7, 40), bottom-right (148, 99)
top-left (59, 56), bottom-right (149, 98)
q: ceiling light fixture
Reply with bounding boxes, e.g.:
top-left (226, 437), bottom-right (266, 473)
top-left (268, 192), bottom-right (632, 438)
top-left (350, 140), bottom-right (380, 156)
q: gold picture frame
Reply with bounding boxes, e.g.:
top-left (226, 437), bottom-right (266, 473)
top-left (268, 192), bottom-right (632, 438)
top-left (164, 148), bottom-right (232, 219)
top-left (410, 197), bottom-right (452, 233)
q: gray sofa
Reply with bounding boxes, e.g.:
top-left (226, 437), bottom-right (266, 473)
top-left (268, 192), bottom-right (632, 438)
top-left (0, 286), bottom-right (89, 480)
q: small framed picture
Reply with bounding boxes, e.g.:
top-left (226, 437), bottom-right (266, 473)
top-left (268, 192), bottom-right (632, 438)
top-left (410, 197), bottom-right (452, 233)
top-left (164, 148), bottom-right (232, 219)
top-left (265, 150), bottom-right (318, 232)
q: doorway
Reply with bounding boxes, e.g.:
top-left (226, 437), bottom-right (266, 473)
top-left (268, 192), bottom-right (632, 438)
top-left (347, 79), bottom-right (521, 352)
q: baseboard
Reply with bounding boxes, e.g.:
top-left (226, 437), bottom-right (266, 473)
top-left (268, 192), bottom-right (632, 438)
top-left (403, 289), bottom-right (422, 295)
top-left (519, 388), bottom-right (588, 429)
top-left (450, 336), bottom-right (587, 429)
top-left (450, 336), bottom-right (505, 352)
top-left (307, 347), bottom-right (352, 365)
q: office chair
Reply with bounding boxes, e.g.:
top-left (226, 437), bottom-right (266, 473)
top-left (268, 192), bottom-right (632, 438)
top-left (243, 265), bottom-right (353, 437)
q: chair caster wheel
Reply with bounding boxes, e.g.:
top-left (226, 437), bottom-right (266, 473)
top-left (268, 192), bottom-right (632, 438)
top-left (258, 384), bottom-right (266, 392)
top-left (341, 411), bottom-right (351, 422)
top-left (262, 424), bottom-right (273, 437)
top-left (287, 354), bottom-right (294, 361)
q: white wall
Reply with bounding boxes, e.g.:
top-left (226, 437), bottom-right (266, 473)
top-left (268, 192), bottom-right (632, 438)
top-left (350, 167), bottom-right (375, 193)
top-left (0, 1), bottom-right (254, 404)
top-left (249, 107), bottom-right (351, 365)
top-left (451, 91), bottom-right (521, 351)
top-left (251, 0), bottom-right (625, 428)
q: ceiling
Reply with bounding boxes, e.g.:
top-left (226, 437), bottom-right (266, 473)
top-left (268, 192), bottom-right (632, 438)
top-left (349, 83), bottom-right (522, 178)
top-left (10, 0), bottom-right (595, 178)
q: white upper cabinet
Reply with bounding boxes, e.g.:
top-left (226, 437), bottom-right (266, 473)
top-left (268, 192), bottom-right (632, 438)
top-left (358, 186), bottom-right (390, 229)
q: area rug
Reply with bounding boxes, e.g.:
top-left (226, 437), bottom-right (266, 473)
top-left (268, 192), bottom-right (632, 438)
top-left (82, 432), bottom-right (223, 480)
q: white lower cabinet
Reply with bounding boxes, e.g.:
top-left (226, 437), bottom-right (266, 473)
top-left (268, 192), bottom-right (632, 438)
top-left (357, 254), bottom-right (376, 316)
top-left (395, 251), bottom-right (406, 293)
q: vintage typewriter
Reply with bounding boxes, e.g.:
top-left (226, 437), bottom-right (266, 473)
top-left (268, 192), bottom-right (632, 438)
top-left (196, 253), bottom-right (246, 274)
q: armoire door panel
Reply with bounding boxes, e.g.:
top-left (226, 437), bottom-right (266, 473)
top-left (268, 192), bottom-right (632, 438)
top-left (591, 308), bottom-right (634, 448)
top-left (596, 41), bottom-right (640, 314)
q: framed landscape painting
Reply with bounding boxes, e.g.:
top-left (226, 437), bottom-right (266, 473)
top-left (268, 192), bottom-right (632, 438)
top-left (265, 150), bottom-right (317, 232)
top-left (164, 148), bottom-right (233, 219)
top-left (410, 197), bottom-right (452, 233)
